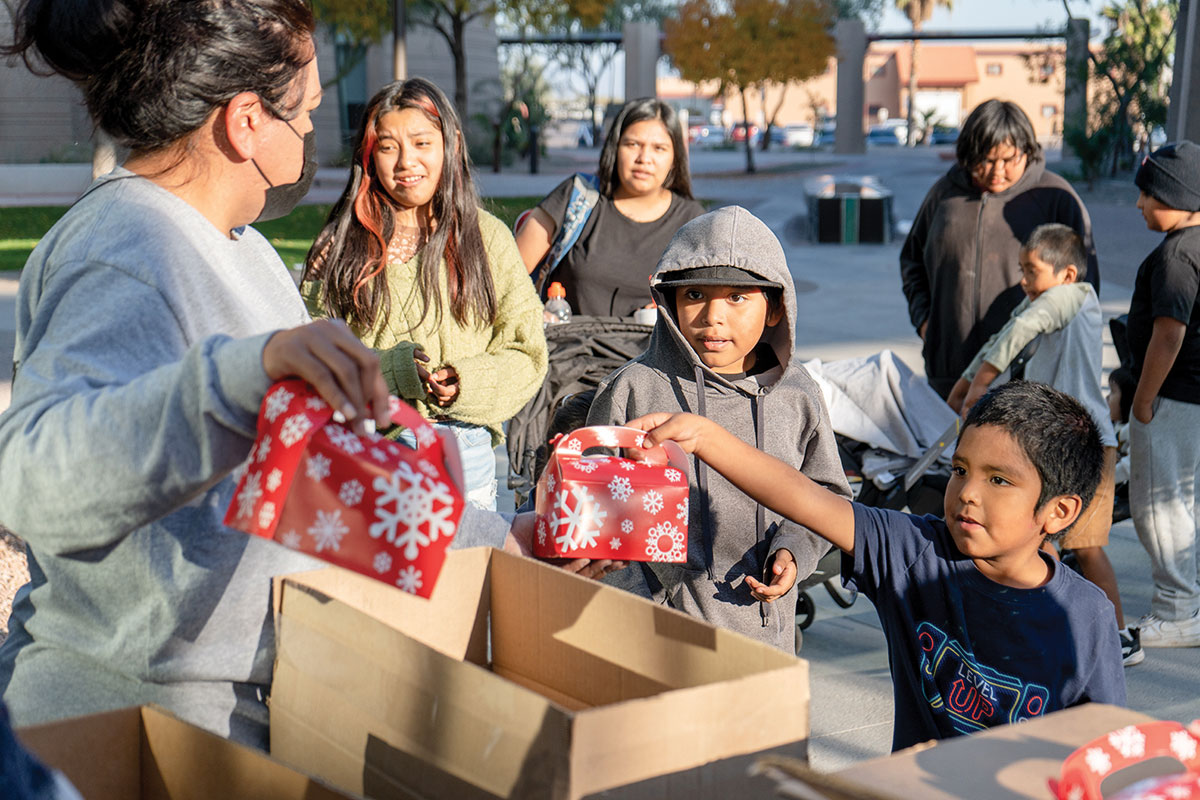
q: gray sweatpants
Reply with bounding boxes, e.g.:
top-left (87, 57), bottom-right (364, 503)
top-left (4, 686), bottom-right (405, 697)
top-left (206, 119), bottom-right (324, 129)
top-left (1130, 396), bottom-right (1200, 620)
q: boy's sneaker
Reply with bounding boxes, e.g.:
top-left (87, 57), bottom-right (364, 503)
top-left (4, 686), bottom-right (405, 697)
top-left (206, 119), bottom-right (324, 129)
top-left (1138, 612), bottom-right (1200, 648)
top-left (1119, 627), bottom-right (1144, 666)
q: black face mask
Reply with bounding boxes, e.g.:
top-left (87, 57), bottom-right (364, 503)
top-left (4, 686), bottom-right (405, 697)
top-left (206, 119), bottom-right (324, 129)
top-left (252, 120), bottom-right (317, 223)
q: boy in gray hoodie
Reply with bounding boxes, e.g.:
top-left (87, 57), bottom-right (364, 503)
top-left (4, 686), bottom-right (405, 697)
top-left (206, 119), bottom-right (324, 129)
top-left (587, 206), bottom-right (851, 651)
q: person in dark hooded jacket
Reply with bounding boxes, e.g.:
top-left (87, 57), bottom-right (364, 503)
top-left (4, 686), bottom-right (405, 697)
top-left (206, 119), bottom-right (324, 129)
top-left (900, 99), bottom-right (1099, 398)
top-left (587, 206), bottom-right (851, 652)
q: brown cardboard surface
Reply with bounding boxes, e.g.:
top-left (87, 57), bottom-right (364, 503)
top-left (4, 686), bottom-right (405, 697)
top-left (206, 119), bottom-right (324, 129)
top-left (16, 705), bottom-right (360, 800)
top-left (766, 703), bottom-right (1156, 800)
top-left (271, 548), bottom-right (810, 800)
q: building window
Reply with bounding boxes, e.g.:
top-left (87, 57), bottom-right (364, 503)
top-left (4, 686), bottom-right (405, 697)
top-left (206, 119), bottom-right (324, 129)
top-left (986, 63), bottom-right (1002, 76)
top-left (1041, 104), bottom-right (1058, 118)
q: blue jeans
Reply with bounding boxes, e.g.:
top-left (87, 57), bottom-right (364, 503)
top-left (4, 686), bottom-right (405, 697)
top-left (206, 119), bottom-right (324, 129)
top-left (398, 421), bottom-right (497, 511)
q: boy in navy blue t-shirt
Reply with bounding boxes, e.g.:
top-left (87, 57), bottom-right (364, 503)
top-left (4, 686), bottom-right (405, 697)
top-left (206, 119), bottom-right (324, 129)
top-left (629, 381), bottom-right (1125, 750)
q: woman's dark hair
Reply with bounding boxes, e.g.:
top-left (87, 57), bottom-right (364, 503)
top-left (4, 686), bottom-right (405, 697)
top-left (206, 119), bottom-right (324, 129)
top-left (304, 78), bottom-right (496, 332)
top-left (596, 98), bottom-right (693, 200)
top-left (956, 99), bottom-right (1043, 171)
top-left (3, 0), bottom-right (316, 153)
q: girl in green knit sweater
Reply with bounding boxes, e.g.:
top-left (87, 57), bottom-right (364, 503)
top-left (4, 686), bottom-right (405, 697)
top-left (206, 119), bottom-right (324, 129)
top-left (303, 78), bottom-right (548, 510)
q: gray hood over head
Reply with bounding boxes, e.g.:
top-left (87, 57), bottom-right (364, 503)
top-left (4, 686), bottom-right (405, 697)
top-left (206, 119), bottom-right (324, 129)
top-left (649, 205), bottom-right (796, 391)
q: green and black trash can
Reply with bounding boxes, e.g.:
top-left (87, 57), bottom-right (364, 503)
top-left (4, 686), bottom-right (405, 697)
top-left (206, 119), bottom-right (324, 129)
top-left (805, 175), bottom-right (893, 244)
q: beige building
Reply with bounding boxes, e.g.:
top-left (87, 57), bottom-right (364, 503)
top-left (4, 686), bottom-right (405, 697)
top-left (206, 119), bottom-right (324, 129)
top-left (660, 40), bottom-right (1072, 143)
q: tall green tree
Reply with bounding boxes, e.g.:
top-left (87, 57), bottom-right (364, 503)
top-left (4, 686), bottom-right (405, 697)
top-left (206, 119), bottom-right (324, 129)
top-left (311, 0), bottom-right (391, 89)
top-left (666, 0), bottom-right (835, 173)
top-left (894, 0), bottom-right (953, 147)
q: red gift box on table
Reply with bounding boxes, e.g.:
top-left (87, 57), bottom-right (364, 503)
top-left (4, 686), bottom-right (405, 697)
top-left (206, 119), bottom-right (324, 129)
top-left (533, 425), bottom-right (690, 562)
top-left (1049, 720), bottom-right (1200, 800)
top-left (223, 379), bottom-right (465, 598)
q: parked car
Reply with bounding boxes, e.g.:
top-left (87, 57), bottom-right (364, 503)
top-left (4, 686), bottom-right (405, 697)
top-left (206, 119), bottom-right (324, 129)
top-left (813, 121), bottom-right (836, 146)
top-left (930, 125), bottom-right (959, 145)
top-left (781, 123), bottom-right (815, 148)
top-left (730, 122), bottom-right (761, 146)
top-left (690, 125), bottom-right (727, 148)
top-left (867, 124), bottom-right (906, 146)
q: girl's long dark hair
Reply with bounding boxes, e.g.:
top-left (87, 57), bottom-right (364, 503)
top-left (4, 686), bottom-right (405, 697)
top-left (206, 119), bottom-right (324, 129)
top-left (305, 78), bottom-right (495, 332)
top-left (2, 0), bottom-right (315, 153)
top-left (596, 97), bottom-right (693, 200)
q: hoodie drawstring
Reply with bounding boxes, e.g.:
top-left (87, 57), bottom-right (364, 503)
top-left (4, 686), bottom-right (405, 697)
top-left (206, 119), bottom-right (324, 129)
top-left (753, 394), bottom-right (768, 627)
top-left (693, 365), bottom-right (717, 581)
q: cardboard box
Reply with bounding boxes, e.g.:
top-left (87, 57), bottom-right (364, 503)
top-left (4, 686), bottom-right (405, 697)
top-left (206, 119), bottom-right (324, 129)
top-left (270, 548), bottom-right (809, 799)
top-left (758, 703), bottom-right (1156, 800)
top-left (16, 704), bottom-right (360, 800)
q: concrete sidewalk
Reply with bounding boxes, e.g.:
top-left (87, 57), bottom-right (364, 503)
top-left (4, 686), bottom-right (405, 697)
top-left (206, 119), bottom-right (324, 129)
top-left (1, 148), bottom-right (1195, 773)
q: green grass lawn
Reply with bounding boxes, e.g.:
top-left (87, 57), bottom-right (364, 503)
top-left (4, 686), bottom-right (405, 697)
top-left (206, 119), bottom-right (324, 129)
top-left (0, 196), bottom-right (541, 272)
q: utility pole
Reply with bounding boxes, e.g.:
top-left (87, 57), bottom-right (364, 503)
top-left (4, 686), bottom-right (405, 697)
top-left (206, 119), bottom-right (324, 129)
top-left (393, 0), bottom-right (407, 81)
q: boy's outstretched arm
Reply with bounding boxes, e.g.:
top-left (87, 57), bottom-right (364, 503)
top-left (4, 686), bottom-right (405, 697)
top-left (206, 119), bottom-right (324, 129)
top-left (630, 412), bottom-right (857, 554)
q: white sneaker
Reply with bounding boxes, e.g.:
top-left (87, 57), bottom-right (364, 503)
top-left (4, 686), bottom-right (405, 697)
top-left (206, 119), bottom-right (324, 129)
top-left (1138, 612), bottom-right (1200, 648)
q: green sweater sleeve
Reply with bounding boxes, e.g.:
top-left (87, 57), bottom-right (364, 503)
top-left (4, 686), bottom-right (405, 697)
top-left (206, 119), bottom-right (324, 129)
top-left (442, 216), bottom-right (549, 426)
top-left (961, 283), bottom-right (1090, 379)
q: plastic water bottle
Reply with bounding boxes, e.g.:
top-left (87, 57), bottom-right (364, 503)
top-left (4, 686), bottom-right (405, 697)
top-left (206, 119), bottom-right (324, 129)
top-left (543, 281), bottom-right (572, 326)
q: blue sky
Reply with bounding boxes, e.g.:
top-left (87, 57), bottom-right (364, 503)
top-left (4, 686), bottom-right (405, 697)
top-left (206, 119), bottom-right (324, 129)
top-left (874, 0), bottom-right (1110, 38)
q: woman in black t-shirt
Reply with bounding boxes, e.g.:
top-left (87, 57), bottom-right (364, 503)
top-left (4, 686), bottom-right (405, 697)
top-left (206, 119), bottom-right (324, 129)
top-left (515, 98), bottom-right (705, 317)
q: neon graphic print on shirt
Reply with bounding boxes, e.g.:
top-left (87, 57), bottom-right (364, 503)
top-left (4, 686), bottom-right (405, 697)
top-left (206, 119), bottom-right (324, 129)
top-left (917, 621), bottom-right (1049, 735)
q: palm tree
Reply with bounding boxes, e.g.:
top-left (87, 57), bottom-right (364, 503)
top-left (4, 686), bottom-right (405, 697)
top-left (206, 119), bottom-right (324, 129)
top-left (895, 0), bottom-right (953, 147)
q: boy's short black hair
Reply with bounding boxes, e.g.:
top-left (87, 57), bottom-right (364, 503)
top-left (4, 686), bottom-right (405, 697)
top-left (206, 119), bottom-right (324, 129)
top-left (963, 382), bottom-right (1103, 522)
top-left (1108, 366), bottom-right (1136, 424)
top-left (1022, 223), bottom-right (1088, 281)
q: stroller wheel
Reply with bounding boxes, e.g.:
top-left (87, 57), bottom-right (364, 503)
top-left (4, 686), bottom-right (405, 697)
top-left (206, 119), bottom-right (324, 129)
top-left (796, 591), bottom-right (816, 630)
top-left (824, 578), bottom-right (858, 609)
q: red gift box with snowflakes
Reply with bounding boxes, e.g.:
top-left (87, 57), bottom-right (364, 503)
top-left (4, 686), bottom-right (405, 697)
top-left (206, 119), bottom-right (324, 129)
top-left (222, 379), bottom-right (465, 598)
top-left (533, 425), bottom-right (691, 562)
top-left (1049, 720), bottom-right (1200, 800)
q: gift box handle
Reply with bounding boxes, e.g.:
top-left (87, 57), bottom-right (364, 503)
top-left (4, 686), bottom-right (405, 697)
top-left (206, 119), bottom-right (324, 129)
top-left (387, 396), bottom-right (441, 452)
top-left (1050, 720), bottom-right (1200, 800)
top-left (554, 425), bottom-right (689, 474)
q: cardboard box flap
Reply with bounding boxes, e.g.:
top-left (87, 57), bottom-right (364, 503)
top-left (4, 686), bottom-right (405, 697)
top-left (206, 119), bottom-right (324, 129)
top-left (17, 705), bottom-right (359, 800)
top-left (778, 704), bottom-right (1158, 800)
top-left (489, 548), bottom-right (800, 708)
top-left (276, 547), bottom-right (492, 663)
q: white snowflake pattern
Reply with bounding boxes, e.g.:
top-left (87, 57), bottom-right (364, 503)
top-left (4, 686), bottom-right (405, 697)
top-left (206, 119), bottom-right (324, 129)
top-left (1170, 729), bottom-right (1198, 761)
top-left (279, 413), bottom-right (313, 447)
top-left (664, 468), bottom-right (682, 483)
top-left (369, 462), bottom-right (457, 559)
top-left (608, 475), bottom-right (633, 501)
top-left (594, 428), bottom-right (619, 447)
top-left (325, 425), bottom-right (364, 454)
top-left (280, 530), bottom-right (302, 549)
top-left (254, 435), bottom-right (271, 463)
top-left (370, 447), bottom-right (389, 463)
top-left (642, 490), bottom-right (663, 515)
top-left (415, 425), bottom-right (438, 448)
top-left (339, 479), bottom-right (365, 507)
top-left (266, 468), bottom-right (284, 492)
top-left (560, 437), bottom-right (583, 454)
top-left (633, 433), bottom-right (645, 447)
top-left (621, 519), bottom-right (633, 534)
top-left (387, 443), bottom-right (401, 456)
top-left (550, 485), bottom-right (607, 551)
top-left (536, 518), bottom-right (548, 546)
top-left (1166, 784), bottom-right (1196, 800)
top-left (305, 453), bottom-right (331, 481)
top-left (308, 509), bottom-right (349, 552)
top-left (609, 537), bottom-right (622, 550)
top-left (575, 459), bottom-right (599, 474)
top-left (547, 474), bottom-right (557, 495)
top-left (1108, 726), bottom-right (1146, 759)
top-left (395, 565), bottom-right (424, 594)
top-left (373, 551), bottom-right (393, 574)
top-left (1084, 747), bottom-right (1112, 775)
top-left (264, 387), bottom-right (294, 422)
top-left (645, 520), bottom-right (686, 562)
top-left (235, 471), bottom-right (263, 519)
top-left (305, 396), bottom-right (328, 411)
top-left (676, 498), bottom-right (690, 521)
top-left (1065, 787), bottom-right (1084, 800)
top-left (230, 460), bottom-right (249, 485)
top-left (618, 460), bottom-right (636, 472)
top-left (258, 501), bottom-right (276, 530)
top-left (417, 459), bottom-right (440, 479)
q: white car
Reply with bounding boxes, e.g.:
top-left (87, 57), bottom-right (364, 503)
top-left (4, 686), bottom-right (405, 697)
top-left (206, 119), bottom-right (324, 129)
top-left (783, 124), bottom-right (815, 148)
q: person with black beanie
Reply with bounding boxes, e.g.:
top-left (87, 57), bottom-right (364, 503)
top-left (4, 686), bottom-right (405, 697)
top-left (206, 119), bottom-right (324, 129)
top-left (1126, 140), bottom-right (1200, 650)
